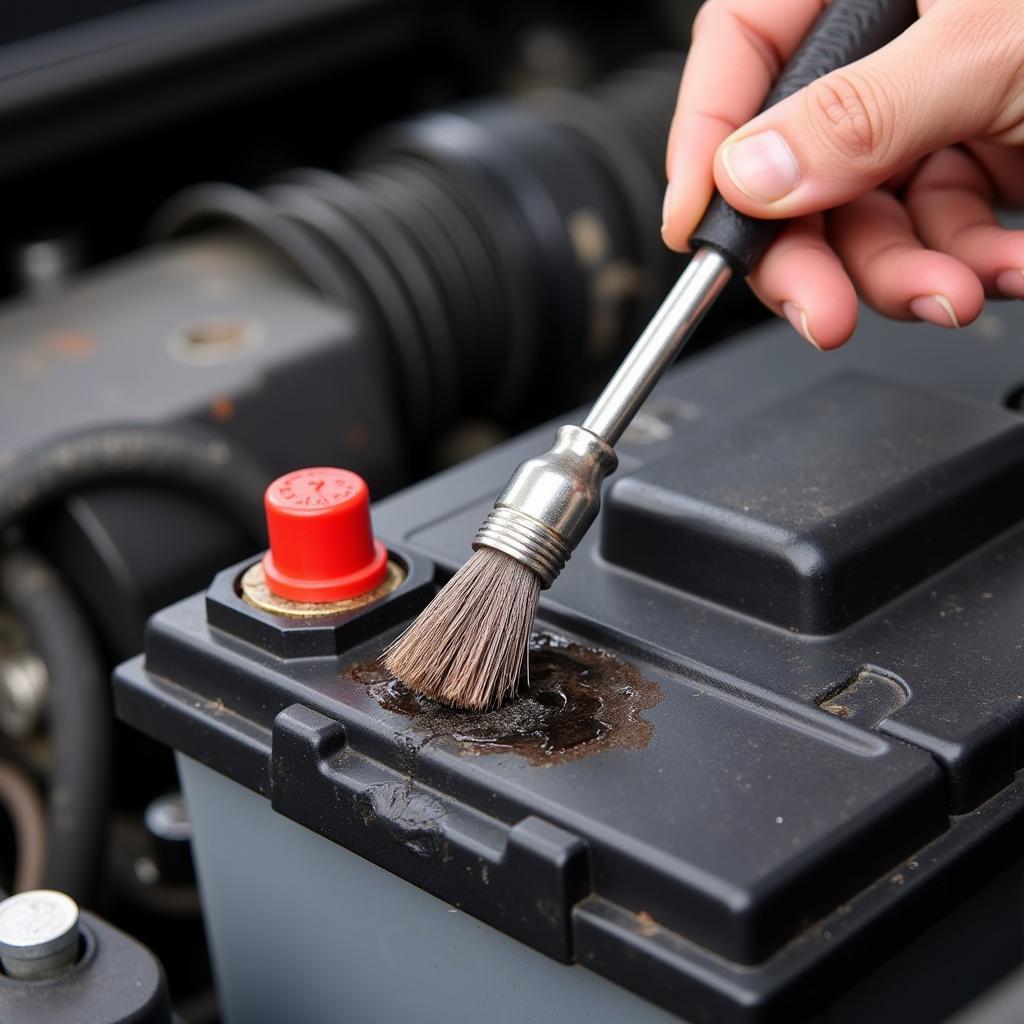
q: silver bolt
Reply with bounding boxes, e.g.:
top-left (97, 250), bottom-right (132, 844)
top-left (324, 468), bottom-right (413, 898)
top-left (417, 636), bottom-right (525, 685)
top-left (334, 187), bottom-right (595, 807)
top-left (143, 792), bottom-right (195, 885)
top-left (12, 237), bottom-right (81, 298)
top-left (0, 890), bottom-right (80, 979)
top-left (144, 792), bottom-right (191, 843)
top-left (166, 316), bottom-right (265, 366)
top-left (0, 651), bottom-right (48, 740)
top-left (133, 856), bottom-right (159, 887)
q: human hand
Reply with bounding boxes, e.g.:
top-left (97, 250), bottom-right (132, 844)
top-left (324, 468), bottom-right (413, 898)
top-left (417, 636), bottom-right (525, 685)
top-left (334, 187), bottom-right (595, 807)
top-left (662, 0), bottom-right (1024, 348)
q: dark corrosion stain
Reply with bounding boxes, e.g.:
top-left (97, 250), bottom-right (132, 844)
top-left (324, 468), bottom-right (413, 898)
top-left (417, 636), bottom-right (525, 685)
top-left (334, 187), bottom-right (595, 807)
top-left (346, 633), bottom-right (660, 765)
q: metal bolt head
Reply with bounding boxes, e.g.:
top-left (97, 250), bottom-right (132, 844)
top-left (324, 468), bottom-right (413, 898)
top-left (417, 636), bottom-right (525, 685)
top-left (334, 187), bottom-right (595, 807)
top-left (0, 890), bottom-right (80, 979)
top-left (0, 651), bottom-right (48, 740)
top-left (144, 792), bottom-right (196, 885)
top-left (144, 792), bottom-right (191, 844)
top-left (0, 613), bottom-right (48, 741)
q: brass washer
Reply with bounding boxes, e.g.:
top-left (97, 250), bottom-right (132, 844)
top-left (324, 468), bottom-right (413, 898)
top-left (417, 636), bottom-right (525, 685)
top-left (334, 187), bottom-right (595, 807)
top-left (241, 559), bottom-right (405, 618)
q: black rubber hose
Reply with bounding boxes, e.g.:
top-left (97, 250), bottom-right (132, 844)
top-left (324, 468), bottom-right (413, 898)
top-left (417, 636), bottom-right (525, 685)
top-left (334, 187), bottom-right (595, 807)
top-left (0, 547), bottom-right (109, 901)
top-left (0, 422), bottom-right (269, 544)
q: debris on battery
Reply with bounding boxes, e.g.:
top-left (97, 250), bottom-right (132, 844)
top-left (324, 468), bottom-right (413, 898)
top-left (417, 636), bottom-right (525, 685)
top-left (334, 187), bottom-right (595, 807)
top-left (348, 632), bottom-right (660, 765)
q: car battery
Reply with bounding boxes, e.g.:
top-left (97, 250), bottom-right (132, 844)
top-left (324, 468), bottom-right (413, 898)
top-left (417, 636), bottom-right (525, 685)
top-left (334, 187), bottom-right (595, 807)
top-left (115, 303), bottom-right (1024, 1024)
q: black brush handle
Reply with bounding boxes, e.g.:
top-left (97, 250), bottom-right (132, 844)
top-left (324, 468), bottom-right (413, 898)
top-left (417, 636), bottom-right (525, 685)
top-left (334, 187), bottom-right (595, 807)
top-left (689, 0), bottom-right (918, 275)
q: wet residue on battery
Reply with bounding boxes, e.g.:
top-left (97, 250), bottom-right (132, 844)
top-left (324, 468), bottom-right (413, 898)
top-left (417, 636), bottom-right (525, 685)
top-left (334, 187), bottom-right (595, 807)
top-left (345, 633), bottom-right (660, 765)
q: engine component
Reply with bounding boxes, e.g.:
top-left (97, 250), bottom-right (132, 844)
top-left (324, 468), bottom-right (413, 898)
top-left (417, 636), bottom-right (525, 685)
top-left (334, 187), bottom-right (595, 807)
top-left (0, 232), bottom-right (405, 661)
top-left (153, 56), bottom-right (690, 438)
top-left (0, 889), bottom-right (80, 980)
top-left (0, 888), bottom-right (172, 1023)
top-left (0, 549), bottom-right (109, 902)
top-left (0, 616), bottom-right (47, 741)
top-left (142, 793), bottom-right (195, 889)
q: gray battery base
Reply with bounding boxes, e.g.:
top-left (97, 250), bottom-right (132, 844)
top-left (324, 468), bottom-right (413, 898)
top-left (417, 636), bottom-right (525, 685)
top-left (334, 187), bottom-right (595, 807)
top-left (177, 754), bottom-right (680, 1024)
top-left (179, 750), bottom-right (1024, 1023)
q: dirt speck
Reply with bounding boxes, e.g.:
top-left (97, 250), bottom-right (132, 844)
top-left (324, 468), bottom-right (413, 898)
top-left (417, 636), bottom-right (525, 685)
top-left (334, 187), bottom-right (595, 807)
top-left (346, 633), bottom-right (660, 765)
top-left (209, 394), bottom-right (236, 422)
top-left (635, 911), bottom-right (659, 937)
top-left (342, 423), bottom-right (371, 450)
top-left (44, 331), bottom-right (97, 359)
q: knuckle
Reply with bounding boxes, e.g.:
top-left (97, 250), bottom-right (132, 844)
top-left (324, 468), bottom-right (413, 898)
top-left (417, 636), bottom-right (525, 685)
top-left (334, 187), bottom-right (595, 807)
top-left (805, 72), bottom-right (891, 163)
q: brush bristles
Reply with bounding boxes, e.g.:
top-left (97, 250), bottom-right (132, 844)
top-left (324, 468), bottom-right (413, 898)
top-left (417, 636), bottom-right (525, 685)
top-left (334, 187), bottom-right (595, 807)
top-left (383, 547), bottom-right (541, 711)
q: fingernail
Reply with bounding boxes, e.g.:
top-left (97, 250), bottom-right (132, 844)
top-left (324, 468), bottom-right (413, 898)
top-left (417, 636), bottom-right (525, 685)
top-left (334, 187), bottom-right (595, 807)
top-left (722, 130), bottom-right (801, 203)
top-left (909, 294), bottom-right (960, 329)
top-left (995, 269), bottom-right (1024, 299)
top-left (782, 302), bottom-right (822, 349)
top-left (661, 182), bottom-right (676, 237)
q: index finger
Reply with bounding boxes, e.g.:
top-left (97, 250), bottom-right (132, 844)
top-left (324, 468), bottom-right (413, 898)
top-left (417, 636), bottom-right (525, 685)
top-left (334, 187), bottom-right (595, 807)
top-left (662, 0), bottom-right (826, 252)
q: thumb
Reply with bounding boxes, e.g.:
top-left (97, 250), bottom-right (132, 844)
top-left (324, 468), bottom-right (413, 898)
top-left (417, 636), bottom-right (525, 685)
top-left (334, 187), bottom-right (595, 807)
top-left (710, 0), bottom-right (1024, 219)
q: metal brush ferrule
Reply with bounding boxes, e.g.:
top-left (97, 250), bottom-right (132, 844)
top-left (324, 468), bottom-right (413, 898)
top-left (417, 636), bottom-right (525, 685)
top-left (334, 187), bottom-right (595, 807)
top-left (473, 425), bottom-right (617, 588)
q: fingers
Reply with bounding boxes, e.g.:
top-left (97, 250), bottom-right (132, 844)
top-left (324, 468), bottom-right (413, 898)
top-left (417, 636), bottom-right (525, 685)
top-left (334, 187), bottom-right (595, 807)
top-left (905, 147), bottom-right (1024, 298)
top-left (709, 0), bottom-right (1024, 221)
top-left (828, 190), bottom-right (984, 327)
top-left (747, 215), bottom-right (859, 350)
top-left (662, 0), bottom-right (826, 251)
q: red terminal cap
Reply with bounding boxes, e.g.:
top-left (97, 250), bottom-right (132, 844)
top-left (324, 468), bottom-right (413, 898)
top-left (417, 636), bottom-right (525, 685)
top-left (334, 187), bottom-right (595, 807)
top-left (261, 468), bottom-right (388, 603)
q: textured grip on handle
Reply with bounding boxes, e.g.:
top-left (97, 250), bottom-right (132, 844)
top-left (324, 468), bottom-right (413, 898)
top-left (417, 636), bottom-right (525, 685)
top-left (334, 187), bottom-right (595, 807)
top-left (689, 0), bottom-right (918, 275)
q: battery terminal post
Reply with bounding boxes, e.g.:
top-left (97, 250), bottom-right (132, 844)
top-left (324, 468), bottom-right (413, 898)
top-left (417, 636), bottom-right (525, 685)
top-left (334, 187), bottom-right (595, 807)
top-left (242, 467), bottom-right (403, 617)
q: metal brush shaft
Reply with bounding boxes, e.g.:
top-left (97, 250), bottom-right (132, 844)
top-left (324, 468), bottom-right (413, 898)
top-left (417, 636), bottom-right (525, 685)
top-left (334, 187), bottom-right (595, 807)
top-left (474, 251), bottom-right (730, 586)
top-left (581, 248), bottom-right (732, 446)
